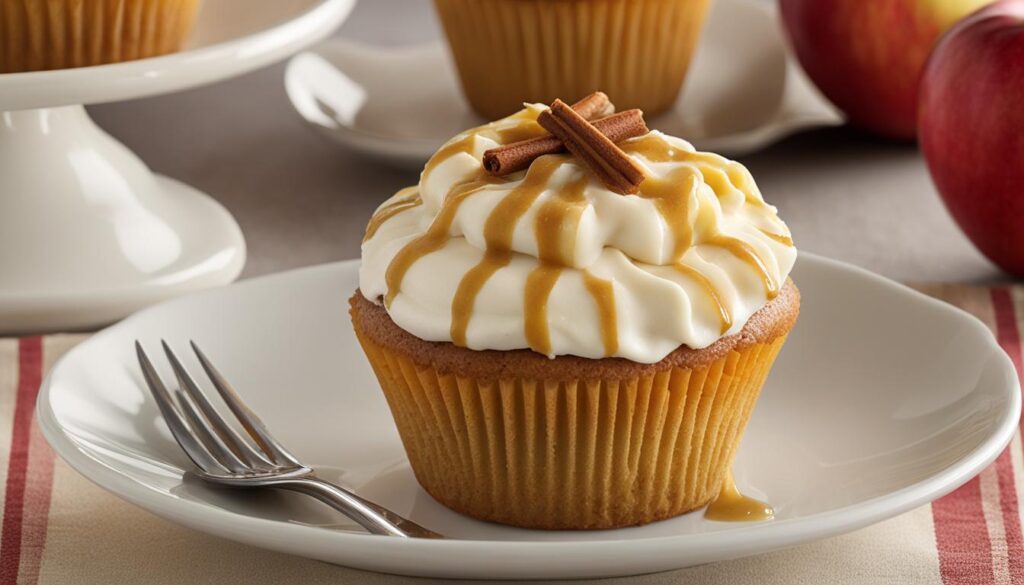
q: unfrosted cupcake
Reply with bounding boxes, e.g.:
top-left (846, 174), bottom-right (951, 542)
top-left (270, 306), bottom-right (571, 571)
top-left (351, 97), bottom-right (797, 529)
top-left (433, 0), bottom-right (712, 119)
top-left (0, 0), bottom-right (201, 73)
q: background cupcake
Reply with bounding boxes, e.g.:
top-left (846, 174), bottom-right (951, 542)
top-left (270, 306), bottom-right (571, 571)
top-left (0, 0), bottom-right (202, 73)
top-left (433, 0), bottom-right (712, 119)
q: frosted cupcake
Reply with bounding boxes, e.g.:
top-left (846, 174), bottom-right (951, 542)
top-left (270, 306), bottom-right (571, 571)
top-left (351, 93), bottom-right (798, 529)
top-left (0, 0), bottom-right (201, 73)
top-left (433, 0), bottom-right (712, 119)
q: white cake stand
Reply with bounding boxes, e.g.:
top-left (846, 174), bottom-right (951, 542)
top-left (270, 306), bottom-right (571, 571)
top-left (0, 0), bottom-right (355, 334)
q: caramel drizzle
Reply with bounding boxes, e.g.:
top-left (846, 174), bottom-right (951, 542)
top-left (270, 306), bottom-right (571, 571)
top-left (535, 173), bottom-right (588, 265)
top-left (487, 114), bottom-right (625, 357)
top-left (623, 135), bottom-right (764, 206)
top-left (620, 136), bottom-right (786, 301)
top-left (523, 173), bottom-right (588, 355)
top-left (384, 177), bottom-right (496, 306)
top-left (421, 134), bottom-right (476, 185)
top-left (488, 107), bottom-right (547, 146)
top-left (523, 265), bottom-right (562, 354)
top-left (422, 112), bottom-right (542, 190)
top-left (493, 119), bottom-right (548, 145)
top-left (673, 264), bottom-right (732, 335)
top-left (710, 236), bottom-right (780, 299)
top-left (449, 155), bottom-right (566, 346)
top-left (387, 131), bottom-right (506, 306)
top-left (388, 124), bottom-right (785, 357)
top-left (582, 271), bottom-right (619, 356)
top-left (696, 158), bottom-right (760, 206)
top-left (637, 168), bottom-right (699, 262)
top-left (388, 137), bottom-right (623, 356)
top-left (450, 251), bottom-right (510, 346)
top-left (758, 228), bottom-right (794, 247)
top-left (363, 188), bottom-right (422, 242)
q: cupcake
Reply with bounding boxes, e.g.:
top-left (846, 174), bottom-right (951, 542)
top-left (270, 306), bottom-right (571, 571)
top-left (351, 93), bottom-right (798, 529)
top-left (433, 0), bottom-right (712, 119)
top-left (0, 0), bottom-right (201, 73)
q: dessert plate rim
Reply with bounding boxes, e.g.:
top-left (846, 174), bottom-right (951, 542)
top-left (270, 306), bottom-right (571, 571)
top-left (35, 253), bottom-right (1020, 579)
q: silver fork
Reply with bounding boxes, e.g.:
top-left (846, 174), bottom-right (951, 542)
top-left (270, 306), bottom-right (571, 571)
top-left (135, 340), bottom-right (441, 539)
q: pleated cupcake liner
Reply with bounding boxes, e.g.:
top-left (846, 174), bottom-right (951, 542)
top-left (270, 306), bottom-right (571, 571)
top-left (353, 316), bottom-right (787, 530)
top-left (0, 0), bottom-right (201, 73)
top-left (433, 0), bottom-right (712, 119)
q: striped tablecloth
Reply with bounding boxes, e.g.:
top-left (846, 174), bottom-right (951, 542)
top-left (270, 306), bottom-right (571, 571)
top-left (0, 285), bottom-right (1021, 585)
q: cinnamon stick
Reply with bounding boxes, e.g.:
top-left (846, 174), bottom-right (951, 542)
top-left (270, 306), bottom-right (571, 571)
top-left (570, 91), bottom-right (615, 121)
top-left (483, 109), bottom-right (648, 176)
top-left (481, 93), bottom-right (612, 177)
top-left (537, 99), bottom-right (646, 195)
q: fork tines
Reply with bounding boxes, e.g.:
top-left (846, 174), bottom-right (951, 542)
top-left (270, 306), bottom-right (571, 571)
top-left (135, 340), bottom-right (301, 477)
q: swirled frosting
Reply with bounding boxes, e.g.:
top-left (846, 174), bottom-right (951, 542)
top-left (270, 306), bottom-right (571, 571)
top-left (359, 104), bottom-right (797, 363)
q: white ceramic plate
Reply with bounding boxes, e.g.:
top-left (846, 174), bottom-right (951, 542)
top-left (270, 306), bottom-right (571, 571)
top-left (38, 254), bottom-right (1019, 580)
top-left (285, 0), bottom-right (843, 169)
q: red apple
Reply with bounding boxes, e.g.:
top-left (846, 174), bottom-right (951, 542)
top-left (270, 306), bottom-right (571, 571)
top-left (780, 0), bottom-right (994, 140)
top-left (919, 1), bottom-right (1024, 275)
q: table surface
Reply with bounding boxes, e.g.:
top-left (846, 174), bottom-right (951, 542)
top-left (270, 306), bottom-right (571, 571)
top-left (89, 0), bottom-right (1002, 286)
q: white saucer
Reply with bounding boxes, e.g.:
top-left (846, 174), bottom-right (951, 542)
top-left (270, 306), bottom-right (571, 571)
top-left (285, 0), bottom-right (843, 170)
top-left (38, 254), bottom-right (1018, 579)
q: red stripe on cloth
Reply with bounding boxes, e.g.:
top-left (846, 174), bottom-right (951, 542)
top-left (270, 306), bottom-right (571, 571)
top-left (0, 337), bottom-right (43, 585)
top-left (995, 448), bottom-right (1024, 585)
top-left (17, 416), bottom-right (57, 585)
top-left (929, 288), bottom-right (1024, 585)
top-left (933, 476), bottom-right (996, 584)
top-left (993, 288), bottom-right (1024, 584)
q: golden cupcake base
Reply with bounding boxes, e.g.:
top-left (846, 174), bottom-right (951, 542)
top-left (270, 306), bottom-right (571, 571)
top-left (0, 0), bottom-right (201, 73)
top-left (350, 283), bottom-right (797, 530)
top-left (433, 0), bottom-right (712, 120)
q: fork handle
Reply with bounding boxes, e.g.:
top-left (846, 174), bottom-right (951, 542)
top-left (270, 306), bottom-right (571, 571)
top-left (270, 476), bottom-right (442, 538)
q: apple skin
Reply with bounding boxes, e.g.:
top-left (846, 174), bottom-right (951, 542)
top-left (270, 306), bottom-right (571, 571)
top-left (919, 1), bottom-right (1024, 275)
top-left (780, 0), bottom-right (993, 140)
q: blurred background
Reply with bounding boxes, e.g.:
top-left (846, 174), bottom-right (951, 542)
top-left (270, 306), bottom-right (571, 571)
top-left (87, 0), bottom-right (1001, 284)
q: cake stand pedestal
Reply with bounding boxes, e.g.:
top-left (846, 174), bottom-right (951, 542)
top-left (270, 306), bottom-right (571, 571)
top-left (0, 0), bottom-right (355, 334)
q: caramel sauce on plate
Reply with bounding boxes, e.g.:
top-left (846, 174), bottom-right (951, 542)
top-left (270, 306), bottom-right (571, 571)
top-left (705, 470), bottom-right (774, 522)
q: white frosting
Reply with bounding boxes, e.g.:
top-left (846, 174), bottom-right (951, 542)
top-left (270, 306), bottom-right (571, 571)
top-left (359, 105), bottom-right (797, 363)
